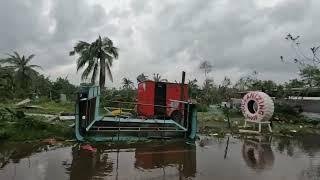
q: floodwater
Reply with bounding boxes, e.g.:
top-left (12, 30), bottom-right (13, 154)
top-left (1, 135), bottom-right (320, 180)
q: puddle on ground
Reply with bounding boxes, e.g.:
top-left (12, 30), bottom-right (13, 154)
top-left (1, 135), bottom-right (320, 180)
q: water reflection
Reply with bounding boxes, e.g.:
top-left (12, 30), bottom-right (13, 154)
top-left (1, 136), bottom-right (320, 180)
top-left (241, 136), bottom-right (275, 170)
top-left (134, 142), bottom-right (196, 178)
top-left (63, 141), bottom-right (196, 180)
top-left (275, 135), bottom-right (320, 157)
top-left (64, 145), bottom-right (113, 180)
top-left (0, 142), bottom-right (65, 169)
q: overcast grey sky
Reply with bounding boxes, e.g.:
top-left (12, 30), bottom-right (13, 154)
top-left (0, 0), bottom-right (319, 87)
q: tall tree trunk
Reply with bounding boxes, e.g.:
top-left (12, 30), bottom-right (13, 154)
top-left (99, 58), bottom-right (106, 88)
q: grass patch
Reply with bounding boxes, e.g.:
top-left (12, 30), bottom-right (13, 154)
top-left (0, 99), bottom-right (74, 115)
top-left (0, 108), bottom-right (73, 142)
top-left (197, 105), bottom-right (243, 136)
top-left (19, 101), bottom-right (74, 115)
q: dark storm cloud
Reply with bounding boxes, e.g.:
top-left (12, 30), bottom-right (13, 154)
top-left (0, 0), bottom-right (110, 80)
top-left (269, 0), bottom-right (311, 24)
top-left (51, 0), bottom-right (107, 41)
top-left (0, 0), bottom-right (319, 86)
top-left (120, 0), bottom-right (318, 83)
top-left (0, 0), bottom-right (45, 51)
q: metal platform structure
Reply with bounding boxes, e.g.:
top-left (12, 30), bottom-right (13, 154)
top-left (75, 84), bottom-right (197, 141)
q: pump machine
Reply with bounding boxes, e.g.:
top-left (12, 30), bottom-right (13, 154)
top-left (75, 72), bottom-right (197, 141)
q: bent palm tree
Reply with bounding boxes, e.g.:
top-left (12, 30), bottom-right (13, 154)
top-left (0, 52), bottom-right (41, 89)
top-left (153, 73), bottom-right (167, 82)
top-left (70, 36), bottom-right (119, 87)
top-left (122, 77), bottom-right (134, 89)
top-left (137, 73), bottom-right (148, 83)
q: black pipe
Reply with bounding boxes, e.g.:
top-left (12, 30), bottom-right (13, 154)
top-left (180, 71), bottom-right (186, 101)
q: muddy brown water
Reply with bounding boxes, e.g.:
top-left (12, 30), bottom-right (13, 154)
top-left (1, 135), bottom-right (320, 180)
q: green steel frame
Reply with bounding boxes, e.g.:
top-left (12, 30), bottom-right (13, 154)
top-left (75, 85), bottom-right (197, 141)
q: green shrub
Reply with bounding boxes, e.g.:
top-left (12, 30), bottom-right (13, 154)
top-left (14, 117), bottom-right (49, 130)
top-left (0, 130), bottom-right (12, 140)
top-left (197, 104), bottom-right (208, 112)
top-left (274, 102), bottom-right (300, 115)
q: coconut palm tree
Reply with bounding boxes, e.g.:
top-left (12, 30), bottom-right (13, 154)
top-left (122, 77), bottom-right (134, 89)
top-left (153, 73), bottom-right (167, 82)
top-left (136, 73), bottom-right (148, 83)
top-left (70, 36), bottom-right (119, 87)
top-left (0, 52), bottom-right (41, 90)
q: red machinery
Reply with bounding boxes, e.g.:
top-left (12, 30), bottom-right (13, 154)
top-left (137, 80), bottom-right (189, 120)
top-left (75, 71), bottom-right (197, 141)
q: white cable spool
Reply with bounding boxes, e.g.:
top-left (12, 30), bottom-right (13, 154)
top-left (241, 91), bottom-right (274, 122)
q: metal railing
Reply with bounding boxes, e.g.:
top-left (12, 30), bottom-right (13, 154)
top-left (88, 100), bottom-right (192, 135)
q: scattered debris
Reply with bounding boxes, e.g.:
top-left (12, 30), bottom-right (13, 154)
top-left (239, 129), bottom-right (261, 134)
top-left (25, 113), bottom-right (75, 121)
top-left (65, 139), bottom-right (76, 142)
top-left (60, 112), bottom-right (75, 116)
top-left (19, 105), bottom-right (45, 109)
top-left (68, 123), bottom-right (75, 128)
top-left (81, 144), bottom-right (97, 152)
top-left (15, 98), bottom-right (31, 106)
top-left (46, 111), bottom-right (64, 123)
top-left (42, 138), bottom-right (61, 145)
top-left (209, 133), bottom-right (218, 136)
top-left (47, 115), bottom-right (59, 122)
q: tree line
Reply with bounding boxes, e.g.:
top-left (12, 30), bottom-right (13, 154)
top-left (1, 34), bottom-right (319, 105)
top-left (0, 52), bottom-right (77, 102)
